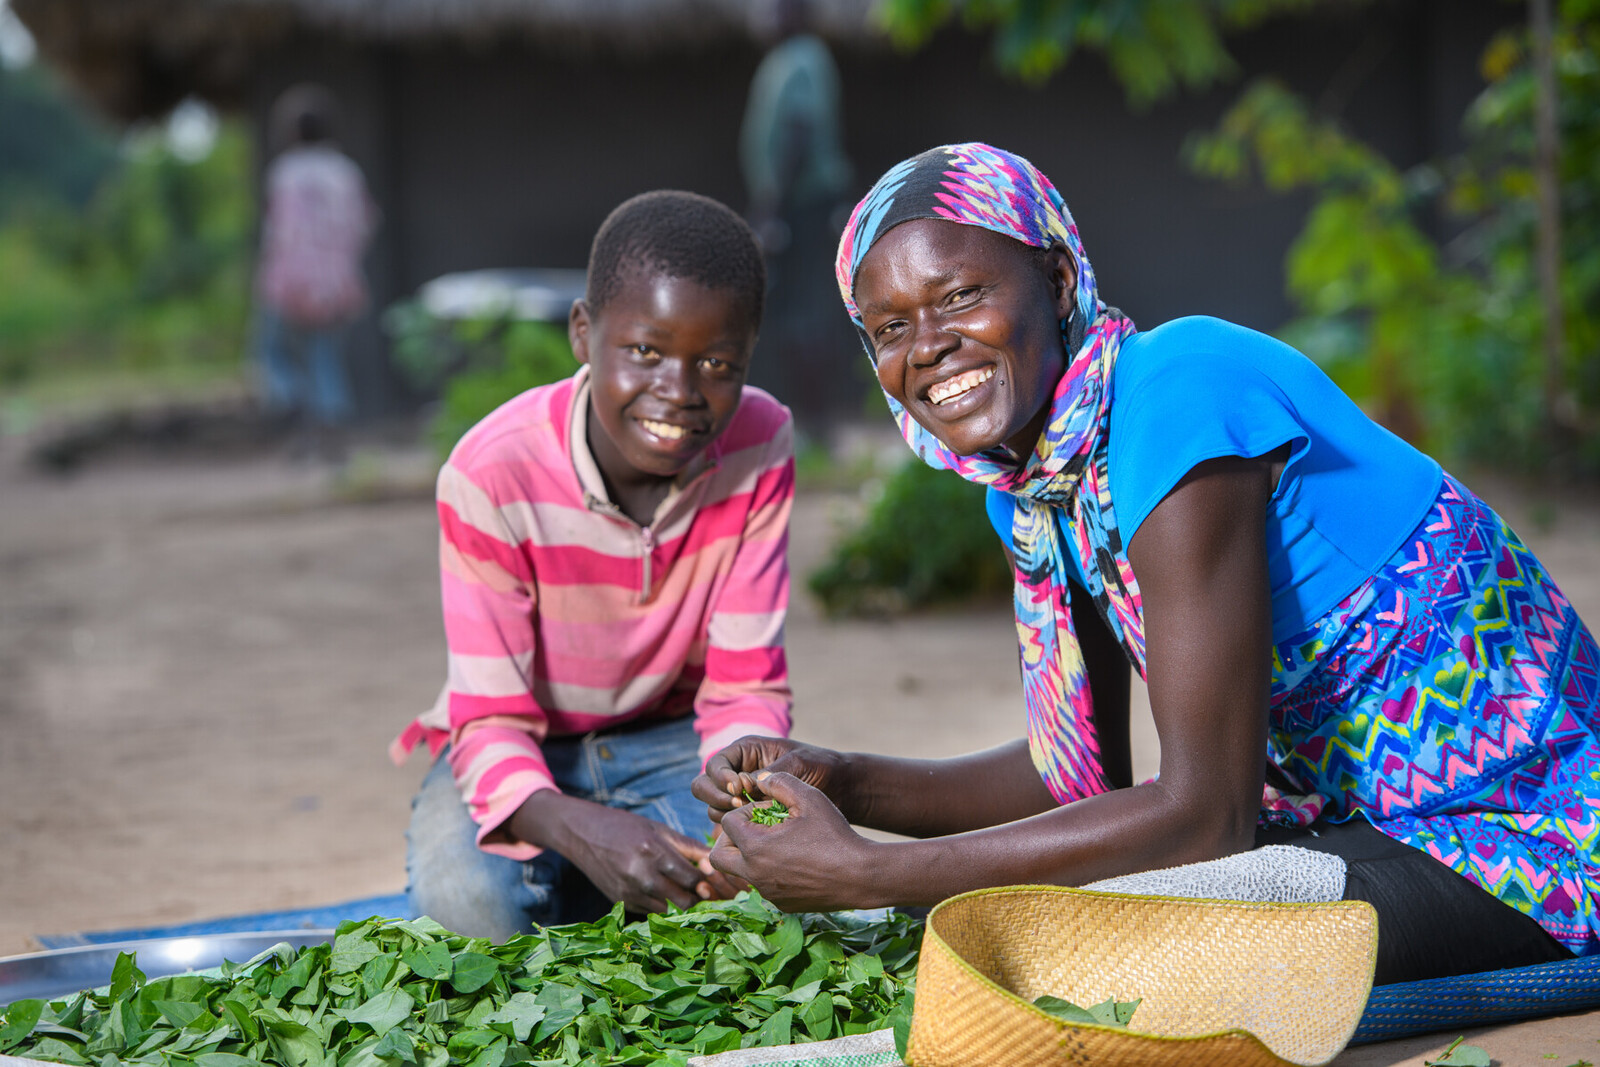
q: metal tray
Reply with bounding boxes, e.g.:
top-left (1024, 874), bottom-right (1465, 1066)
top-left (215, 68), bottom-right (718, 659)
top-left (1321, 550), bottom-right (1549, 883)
top-left (0, 931), bottom-right (335, 1005)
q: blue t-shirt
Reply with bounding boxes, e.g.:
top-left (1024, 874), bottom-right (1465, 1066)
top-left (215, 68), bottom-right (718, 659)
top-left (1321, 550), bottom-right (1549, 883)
top-left (986, 316), bottom-right (1443, 642)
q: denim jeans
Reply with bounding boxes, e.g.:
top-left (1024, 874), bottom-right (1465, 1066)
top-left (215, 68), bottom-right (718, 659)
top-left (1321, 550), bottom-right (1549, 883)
top-left (256, 308), bottom-right (354, 426)
top-left (405, 715), bottom-right (711, 939)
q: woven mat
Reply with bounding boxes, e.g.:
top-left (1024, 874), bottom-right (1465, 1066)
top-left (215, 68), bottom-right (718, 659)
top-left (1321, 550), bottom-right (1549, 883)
top-left (688, 1029), bottom-right (900, 1066)
top-left (1351, 951), bottom-right (1600, 1043)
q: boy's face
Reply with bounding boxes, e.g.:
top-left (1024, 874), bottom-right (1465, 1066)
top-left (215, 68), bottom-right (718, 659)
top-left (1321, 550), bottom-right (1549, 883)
top-left (569, 269), bottom-right (755, 485)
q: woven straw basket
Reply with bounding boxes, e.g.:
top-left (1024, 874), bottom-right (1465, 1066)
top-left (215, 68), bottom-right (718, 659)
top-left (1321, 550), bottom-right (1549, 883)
top-left (906, 886), bottom-right (1378, 1067)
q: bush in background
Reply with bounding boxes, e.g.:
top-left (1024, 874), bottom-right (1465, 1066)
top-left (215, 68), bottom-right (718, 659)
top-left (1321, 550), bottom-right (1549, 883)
top-left (0, 66), bottom-right (253, 397)
top-left (809, 460), bottom-right (1011, 616)
top-left (385, 301), bottom-right (577, 457)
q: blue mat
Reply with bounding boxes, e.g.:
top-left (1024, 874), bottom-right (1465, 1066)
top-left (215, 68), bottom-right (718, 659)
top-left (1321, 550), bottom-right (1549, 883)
top-left (1351, 952), bottom-right (1600, 1043)
top-left (36, 894), bottom-right (413, 949)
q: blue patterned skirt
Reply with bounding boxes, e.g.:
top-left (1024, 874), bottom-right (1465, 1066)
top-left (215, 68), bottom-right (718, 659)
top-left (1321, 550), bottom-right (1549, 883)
top-left (1264, 473), bottom-right (1600, 954)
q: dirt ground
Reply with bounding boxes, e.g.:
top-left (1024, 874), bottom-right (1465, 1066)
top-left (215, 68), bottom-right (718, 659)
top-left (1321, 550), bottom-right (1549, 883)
top-left (1, 427), bottom-right (1597, 1065)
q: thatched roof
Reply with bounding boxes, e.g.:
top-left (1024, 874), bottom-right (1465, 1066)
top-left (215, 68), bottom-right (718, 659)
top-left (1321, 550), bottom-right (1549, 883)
top-left (12, 0), bottom-right (882, 119)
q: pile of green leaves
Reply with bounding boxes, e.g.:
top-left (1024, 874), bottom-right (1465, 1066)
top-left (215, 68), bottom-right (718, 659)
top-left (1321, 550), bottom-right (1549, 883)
top-left (0, 894), bottom-right (921, 1067)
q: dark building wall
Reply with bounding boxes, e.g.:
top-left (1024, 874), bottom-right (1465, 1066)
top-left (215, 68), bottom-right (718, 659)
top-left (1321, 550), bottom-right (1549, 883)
top-left (387, 38), bottom-right (760, 283)
top-left (250, 0), bottom-right (1515, 423)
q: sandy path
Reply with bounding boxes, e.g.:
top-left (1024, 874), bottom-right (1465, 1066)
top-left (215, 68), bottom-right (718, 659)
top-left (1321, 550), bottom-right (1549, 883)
top-left (1, 438), bottom-right (1596, 1064)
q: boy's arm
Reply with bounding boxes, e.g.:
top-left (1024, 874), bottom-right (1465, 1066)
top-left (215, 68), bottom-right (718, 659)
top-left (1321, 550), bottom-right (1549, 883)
top-left (439, 456), bottom-right (728, 910)
top-left (435, 459), bottom-right (560, 860)
top-left (696, 417), bottom-right (796, 761)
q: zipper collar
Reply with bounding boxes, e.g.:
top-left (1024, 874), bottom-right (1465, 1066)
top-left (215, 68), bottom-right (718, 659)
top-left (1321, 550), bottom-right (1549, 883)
top-left (567, 366), bottom-right (723, 529)
top-left (568, 368), bottom-right (722, 603)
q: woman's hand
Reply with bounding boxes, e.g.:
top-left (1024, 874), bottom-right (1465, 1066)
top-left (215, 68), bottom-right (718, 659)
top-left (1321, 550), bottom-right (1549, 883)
top-left (692, 736), bottom-right (847, 824)
top-left (709, 772), bottom-right (877, 912)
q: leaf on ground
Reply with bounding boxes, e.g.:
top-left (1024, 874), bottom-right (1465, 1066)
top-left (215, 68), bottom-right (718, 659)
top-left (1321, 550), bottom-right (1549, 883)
top-left (1424, 1036), bottom-right (1492, 1067)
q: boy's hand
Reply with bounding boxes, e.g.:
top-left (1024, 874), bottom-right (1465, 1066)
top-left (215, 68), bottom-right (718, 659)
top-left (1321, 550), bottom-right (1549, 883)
top-left (512, 794), bottom-right (728, 913)
top-left (692, 736), bottom-right (845, 824)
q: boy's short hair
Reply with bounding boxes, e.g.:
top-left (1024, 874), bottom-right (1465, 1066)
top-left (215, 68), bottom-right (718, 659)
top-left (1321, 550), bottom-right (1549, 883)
top-left (586, 191), bottom-right (766, 331)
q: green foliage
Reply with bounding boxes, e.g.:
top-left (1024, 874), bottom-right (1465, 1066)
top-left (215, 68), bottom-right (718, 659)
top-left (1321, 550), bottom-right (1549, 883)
top-left (1188, 3), bottom-right (1600, 476)
top-left (809, 459), bottom-right (1011, 616)
top-left (875, 0), bottom-right (1323, 104)
top-left (0, 894), bottom-right (923, 1067)
top-left (0, 62), bottom-right (117, 220)
top-left (0, 110), bottom-right (253, 392)
top-left (385, 302), bottom-right (577, 457)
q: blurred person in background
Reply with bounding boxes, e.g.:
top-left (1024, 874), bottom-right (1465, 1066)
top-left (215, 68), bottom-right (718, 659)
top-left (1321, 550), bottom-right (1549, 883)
top-left (740, 0), bottom-right (855, 432)
top-left (255, 83), bottom-right (378, 459)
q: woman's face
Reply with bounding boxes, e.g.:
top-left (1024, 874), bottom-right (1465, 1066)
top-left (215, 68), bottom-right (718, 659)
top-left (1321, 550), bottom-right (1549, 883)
top-left (854, 218), bottom-right (1077, 458)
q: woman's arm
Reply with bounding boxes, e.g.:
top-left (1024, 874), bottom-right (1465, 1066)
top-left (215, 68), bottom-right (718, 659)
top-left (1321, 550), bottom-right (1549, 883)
top-left (696, 736), bottom-right (1057, 837)
top-left (833, 740), bottom-right (1057, 836)
top-left (712, 453), bottom-right (1276, 911)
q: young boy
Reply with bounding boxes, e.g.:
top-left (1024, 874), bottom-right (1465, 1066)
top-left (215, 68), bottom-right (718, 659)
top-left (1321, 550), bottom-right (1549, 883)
top-left (393, 191), bottom-right (794, 938)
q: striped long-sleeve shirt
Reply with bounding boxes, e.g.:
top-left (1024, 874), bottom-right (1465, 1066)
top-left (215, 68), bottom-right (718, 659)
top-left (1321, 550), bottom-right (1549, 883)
top-left (391, 367), bottom-right (794, 858)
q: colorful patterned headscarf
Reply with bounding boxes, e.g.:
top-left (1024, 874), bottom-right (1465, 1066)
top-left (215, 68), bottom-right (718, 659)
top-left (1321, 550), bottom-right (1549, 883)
top-left (834, 143), bottom-right (1147, 805)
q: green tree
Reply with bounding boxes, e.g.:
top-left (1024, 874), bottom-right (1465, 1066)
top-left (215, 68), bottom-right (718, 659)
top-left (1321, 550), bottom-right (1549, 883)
top-left (876, 0), bottom-right (1324, 104)
top-left (0, 115), bottom-right (254, 387)
top-left (0, 62), bottom-right (116, 221)
top-left (1187, 1), bottom-right (1600, 474)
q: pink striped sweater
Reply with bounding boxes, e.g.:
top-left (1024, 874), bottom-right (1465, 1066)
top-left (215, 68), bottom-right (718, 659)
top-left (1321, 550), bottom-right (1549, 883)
top-left (391, 368), bottom-right (794, 858)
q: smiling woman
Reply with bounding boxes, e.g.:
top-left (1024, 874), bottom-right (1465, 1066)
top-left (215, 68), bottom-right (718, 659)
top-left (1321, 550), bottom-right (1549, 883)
top-left (853, 220), bottom-right (1070, 458)
top-left (695, 142), bottom-right (1600, 991)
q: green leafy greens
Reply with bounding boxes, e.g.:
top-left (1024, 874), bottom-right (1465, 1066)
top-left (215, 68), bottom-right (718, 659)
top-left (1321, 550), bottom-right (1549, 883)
top-left (1030, 995), bottom-right (1141, 1028)
top-left (746, 801), bottom-right (791, 827)
top-left (0, 894), bottom-right (921, 1067)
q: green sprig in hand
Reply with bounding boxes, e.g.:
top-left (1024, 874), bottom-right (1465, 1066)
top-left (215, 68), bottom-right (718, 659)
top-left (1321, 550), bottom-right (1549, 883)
top-left (744, 787), bottom-right (792, 826)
